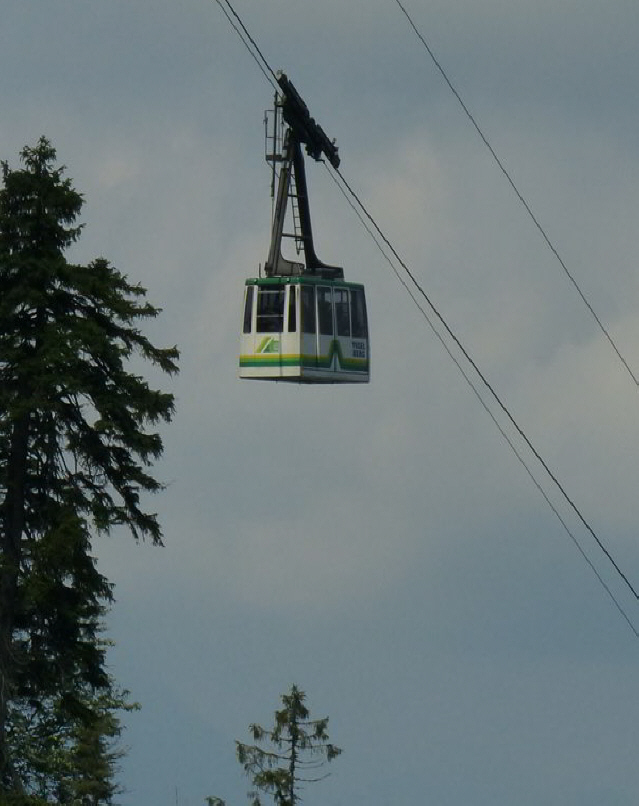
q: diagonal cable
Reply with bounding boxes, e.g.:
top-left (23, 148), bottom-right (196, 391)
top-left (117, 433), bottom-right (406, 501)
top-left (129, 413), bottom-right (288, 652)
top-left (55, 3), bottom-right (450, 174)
top-left (326, 163), bottom-right (639, 638)
top-left (216, 0), bottom-right (639, 636)
top-left (334, 164), bottom-right (639, 609)
top-left (216, 0), bottom-right (278, 91)
top-left (392, 0), bottom-right (639, 389)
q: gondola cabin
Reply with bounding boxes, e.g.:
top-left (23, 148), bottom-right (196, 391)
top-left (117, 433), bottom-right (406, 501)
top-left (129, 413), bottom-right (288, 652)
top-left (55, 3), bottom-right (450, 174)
top-left (239, 276), bottom-right (369, 383)
top-left (239, 72), bottom-right (369, 383)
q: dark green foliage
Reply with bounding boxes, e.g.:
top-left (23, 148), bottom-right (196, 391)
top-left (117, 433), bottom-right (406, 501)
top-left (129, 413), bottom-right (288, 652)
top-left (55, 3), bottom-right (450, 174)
top-left (8, 675), bottom-right (139, 804)
top-left (0, 138), bottom-right (178, 544)
top-left (0, 137), bottom-right (178, 801)
top-left (236, 686), bottom-right (341, 806)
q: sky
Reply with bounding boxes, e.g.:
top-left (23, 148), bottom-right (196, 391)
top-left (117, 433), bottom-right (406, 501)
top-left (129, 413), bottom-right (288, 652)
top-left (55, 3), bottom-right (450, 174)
top-left (3, 0), bottom-right (639, 804)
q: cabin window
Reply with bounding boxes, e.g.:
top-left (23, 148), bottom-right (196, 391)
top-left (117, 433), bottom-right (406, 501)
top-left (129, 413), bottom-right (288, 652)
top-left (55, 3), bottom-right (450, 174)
top-left (287, 285), bottom-right (297, 332)
top-left (301, 285), bottom-right (316, 334)
top-left (317, 286), bottom-right (333, 336)
top-left (334, 288), bottom-right (350, 337)
top-left (351, 287), bottom-right (368, 339)
top-left (256, 288), bottom-right (285, 332)
top-left (243, 286), bottom-right (254, 334)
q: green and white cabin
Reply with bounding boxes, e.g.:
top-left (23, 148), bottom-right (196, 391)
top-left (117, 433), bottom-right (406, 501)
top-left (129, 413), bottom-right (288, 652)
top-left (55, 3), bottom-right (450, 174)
top-left (240, 276), bottom-right (369, 383)
top-left (239, 71), bottom-right (370, 384)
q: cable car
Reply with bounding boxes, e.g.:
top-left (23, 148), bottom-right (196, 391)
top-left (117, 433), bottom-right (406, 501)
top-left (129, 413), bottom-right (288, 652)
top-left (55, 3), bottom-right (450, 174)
top-left (240, 276), bottom-right (369, 382)
top-left (239, 71), bottom-right (370, 384)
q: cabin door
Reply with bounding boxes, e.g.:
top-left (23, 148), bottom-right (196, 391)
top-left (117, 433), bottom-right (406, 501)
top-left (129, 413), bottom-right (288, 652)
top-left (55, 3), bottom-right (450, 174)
top-left (316, 285), bottom-right (335, 373)
top-left (300, 284), bottom-right (318, 370)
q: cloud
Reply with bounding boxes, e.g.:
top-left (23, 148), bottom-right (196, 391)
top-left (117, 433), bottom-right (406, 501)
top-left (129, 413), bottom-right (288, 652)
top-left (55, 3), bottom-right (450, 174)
top-left (6, 1), bottom-right (639, 803)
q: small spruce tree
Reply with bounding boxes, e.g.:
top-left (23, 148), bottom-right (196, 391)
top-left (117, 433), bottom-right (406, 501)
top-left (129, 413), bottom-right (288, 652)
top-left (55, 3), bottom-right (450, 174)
top-left (236, 685), bottom-right (341, 806)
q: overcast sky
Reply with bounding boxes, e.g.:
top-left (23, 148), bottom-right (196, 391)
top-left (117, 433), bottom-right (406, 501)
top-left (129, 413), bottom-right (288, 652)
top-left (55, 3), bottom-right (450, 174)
top-left (3, 1), bottom-right (639, 804)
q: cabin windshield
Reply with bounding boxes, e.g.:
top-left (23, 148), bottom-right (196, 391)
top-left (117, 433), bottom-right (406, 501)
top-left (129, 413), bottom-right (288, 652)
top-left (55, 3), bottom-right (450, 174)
top-left (256, 288), bottom-right (285, 332)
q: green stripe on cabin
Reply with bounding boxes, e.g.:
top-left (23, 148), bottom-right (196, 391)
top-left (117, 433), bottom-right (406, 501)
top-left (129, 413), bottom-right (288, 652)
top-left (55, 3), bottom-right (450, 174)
top-left (240, 341), bottom-right (369, 372)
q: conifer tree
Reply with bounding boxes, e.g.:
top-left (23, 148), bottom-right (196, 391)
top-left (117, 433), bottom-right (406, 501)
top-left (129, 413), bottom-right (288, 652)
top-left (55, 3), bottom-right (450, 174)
top-left (0, 137), bottom-right (178, 800)
top-left (236, 685), bottom-right (341, 806)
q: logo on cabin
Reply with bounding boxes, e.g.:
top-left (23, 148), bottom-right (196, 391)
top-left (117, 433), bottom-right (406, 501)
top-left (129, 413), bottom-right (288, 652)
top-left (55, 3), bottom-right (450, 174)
top-left (257, 337), bottom-right (280, 354)
top-left (352, 340), bottom-right (366, 359)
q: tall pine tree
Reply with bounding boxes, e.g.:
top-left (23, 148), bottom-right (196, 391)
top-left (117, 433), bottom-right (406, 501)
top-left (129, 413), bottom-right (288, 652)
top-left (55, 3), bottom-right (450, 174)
top-left (0, 137), bottom-right (178, 801)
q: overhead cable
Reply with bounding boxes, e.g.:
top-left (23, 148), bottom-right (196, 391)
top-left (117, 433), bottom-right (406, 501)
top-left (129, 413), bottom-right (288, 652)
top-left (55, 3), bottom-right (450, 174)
top-left (216, 0), bottom-right (639, 636)
top-left (334, 164), bottom-right (639, 612)
top-left (392, 0), bottom-right (639, 390)
top-left (215, 0), bottom-right (279, 91)
top-left (326, 164), bottom-right (639, 638)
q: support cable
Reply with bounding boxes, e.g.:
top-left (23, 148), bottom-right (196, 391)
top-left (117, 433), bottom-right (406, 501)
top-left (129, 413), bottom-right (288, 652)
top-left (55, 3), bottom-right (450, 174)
top-left (216, 0), bottom-right (639, 635)
top-left (215, 0), bottom-right (279, 92)
top-left (333, 164), bottom-right (639, 616)
top-left (326, 164), bottom-right (639, 638)
top-left (392, 0), bottom-right (639, 390)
